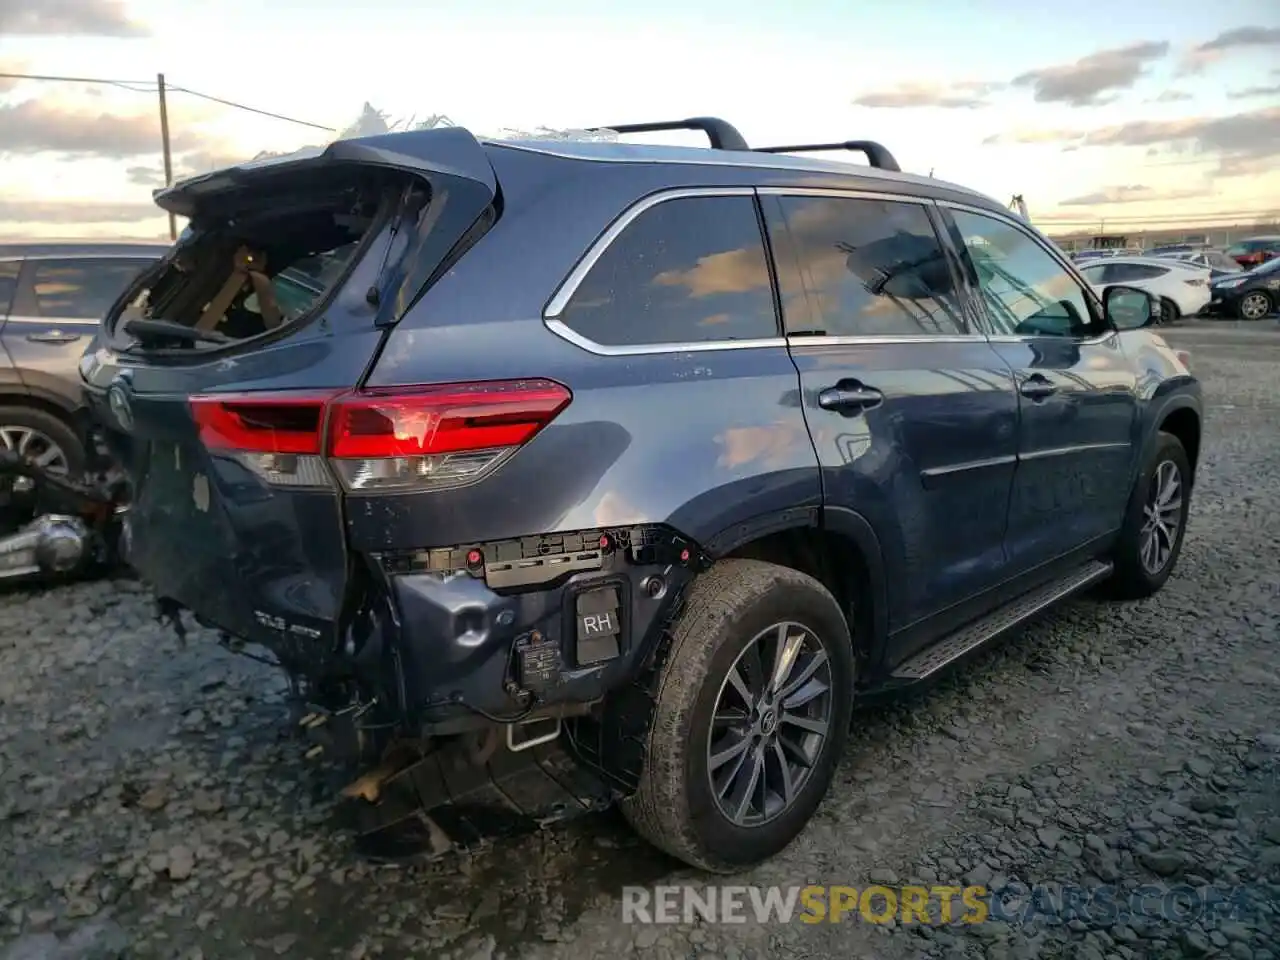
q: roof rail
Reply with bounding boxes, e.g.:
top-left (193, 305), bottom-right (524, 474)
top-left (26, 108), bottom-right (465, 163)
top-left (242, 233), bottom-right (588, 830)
top-left (753, 140), bottom-right (901, 172)
top-left (590, 117), bottom-right (750, 151)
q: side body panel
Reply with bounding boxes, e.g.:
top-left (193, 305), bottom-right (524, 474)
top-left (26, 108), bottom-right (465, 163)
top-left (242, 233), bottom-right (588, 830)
top-left (934, 204), bottom-right (1140, 574)
top-left (357, 158), bottom-right (827, 554)
top-left (7, 255), bottom-right (156, 413)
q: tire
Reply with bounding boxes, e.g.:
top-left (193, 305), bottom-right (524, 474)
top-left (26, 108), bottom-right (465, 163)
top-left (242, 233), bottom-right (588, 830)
top-left (1236, 290), bottom-right (1273, 321)
top-left (1106, 431), bottom-right (1191, 600)
top-left (1159, 298), bottom-right (1180, 324)
top-left (620, 559), bottom-right (855, 873)
top-left (0, 405), bottom-right (86, 476)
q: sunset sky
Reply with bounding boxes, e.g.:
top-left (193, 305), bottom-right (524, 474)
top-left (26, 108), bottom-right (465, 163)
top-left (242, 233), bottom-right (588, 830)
top-left (0, 0), bottom-right (1277, 240)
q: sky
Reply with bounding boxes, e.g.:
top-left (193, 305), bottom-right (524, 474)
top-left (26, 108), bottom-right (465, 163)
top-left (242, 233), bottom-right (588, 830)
top-left (0, 0), bottom-right (1278, 241)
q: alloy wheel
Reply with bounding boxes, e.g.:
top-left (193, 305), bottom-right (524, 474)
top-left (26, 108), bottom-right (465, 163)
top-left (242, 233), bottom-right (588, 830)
top-left (0, 425), bottom-right (70, 493)
top-left (707, 621), bottom-right (833, 827)
top-left (1140, 459), bottom-right (1182, 575)
top-left (1240, 293), bottom-right (1271, 321)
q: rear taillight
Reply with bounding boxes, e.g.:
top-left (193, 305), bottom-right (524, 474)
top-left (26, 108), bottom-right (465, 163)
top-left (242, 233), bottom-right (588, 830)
top-left (1184, 278), bottom-right (1206, 286)
top-left (190, 379), bottom-right (571, 493)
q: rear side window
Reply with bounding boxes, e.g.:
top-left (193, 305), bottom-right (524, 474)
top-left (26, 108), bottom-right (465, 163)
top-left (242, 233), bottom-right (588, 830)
top-left (29, 258), bottom-right (152, 320)
top-left (764, 195), bottom-right (968, 337)
top-left (557, 195), bottom-right (778, 347)
top-left (0, 262), bottom-right (17, 317)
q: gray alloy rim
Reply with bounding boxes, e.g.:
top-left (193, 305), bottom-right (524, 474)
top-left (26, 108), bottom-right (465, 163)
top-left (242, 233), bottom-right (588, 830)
top-left (1240, 293), bottom-right (1270, 320)
top-left (0, 425), bottom-right (69, 493)
top-left (706, 620), bottom-right (834, 827)
top-left (1140, 459), bottom-right (1183, 575)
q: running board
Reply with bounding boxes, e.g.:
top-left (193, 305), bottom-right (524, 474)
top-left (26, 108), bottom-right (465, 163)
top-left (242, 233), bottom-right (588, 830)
top-left (889, 560), bottom-right (1112, 682)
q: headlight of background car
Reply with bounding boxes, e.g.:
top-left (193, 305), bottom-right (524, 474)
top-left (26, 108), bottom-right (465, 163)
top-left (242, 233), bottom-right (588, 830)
top-left (1216, 278), bottom-right (1246, 288)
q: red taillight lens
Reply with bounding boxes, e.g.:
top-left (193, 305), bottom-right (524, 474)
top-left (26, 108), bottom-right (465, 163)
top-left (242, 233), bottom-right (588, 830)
top-left (327, 380), bottom-right (571, 459)
top-left (190, 392), bottom-right (336, 455)
top-left (188, 379), bottom-right (571, 493)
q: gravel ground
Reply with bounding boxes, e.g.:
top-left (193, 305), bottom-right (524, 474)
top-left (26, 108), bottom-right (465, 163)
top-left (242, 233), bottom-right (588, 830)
top-left (2, 322), bottom-right (1277, 960)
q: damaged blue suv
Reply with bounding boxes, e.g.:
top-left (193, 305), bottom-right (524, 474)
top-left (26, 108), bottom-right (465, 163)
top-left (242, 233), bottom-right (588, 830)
top-left (80, 117), bottom-right (1202, 872)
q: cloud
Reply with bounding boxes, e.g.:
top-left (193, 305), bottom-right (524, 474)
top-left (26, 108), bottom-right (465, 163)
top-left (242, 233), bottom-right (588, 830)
top-left (1228, 83), bottom-right (1280, 100)
top-left (1150, 90), bottom-right (1193, 104)
top-left (1197, 25), bottom-right (1280, 53)
top-left (1180, 25), bottom-right (1280, 74)
top-left (985, 105), bottom-right (1280, 176)
top-left (0, 99), bottom-right (205, 158)
top-left (852, 80), bottom-right (1003, 109)
top-left (1011, 41), bottom-right (1170, 106)
top-left (1057, 185), bottom-right (1208, 207)
top-left (0, 0), bottom-right (146, 36)
top-left (0, 198), bottom-right (161, 224)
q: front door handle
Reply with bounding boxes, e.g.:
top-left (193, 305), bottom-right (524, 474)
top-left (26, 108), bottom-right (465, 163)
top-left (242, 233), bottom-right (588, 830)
top-left (818, 382), bottom-right (884, 412)
top-left (1019, 375), bottom-right (1055, 400)
top-left (26, 331), bottom-right (82, 344)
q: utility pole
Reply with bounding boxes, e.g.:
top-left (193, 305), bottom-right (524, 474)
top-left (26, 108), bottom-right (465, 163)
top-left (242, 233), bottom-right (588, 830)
top-left (157, 72), bottom-right (176, 241)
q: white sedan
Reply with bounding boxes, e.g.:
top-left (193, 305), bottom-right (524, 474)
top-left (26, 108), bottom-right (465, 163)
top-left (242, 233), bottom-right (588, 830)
top-left (1076, 256), bottom-right (1212, 322)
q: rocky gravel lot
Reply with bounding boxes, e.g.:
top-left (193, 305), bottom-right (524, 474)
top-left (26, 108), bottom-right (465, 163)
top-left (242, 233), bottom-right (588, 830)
top-left (2, 321), bottom-right (1278, 960)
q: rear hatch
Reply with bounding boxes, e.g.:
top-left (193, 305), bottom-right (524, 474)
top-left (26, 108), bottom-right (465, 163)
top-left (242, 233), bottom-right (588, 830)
top-left (80, 128), bottom-right (499, 649)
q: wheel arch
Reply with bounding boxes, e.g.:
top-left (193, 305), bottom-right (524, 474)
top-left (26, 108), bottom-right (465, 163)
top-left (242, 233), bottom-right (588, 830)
top-left (0, 388), bottom-right (80, 425)
top-left (1159, 405), bottom-right (1201, 476)
top-left (704, 505), bottom-right (889, 675)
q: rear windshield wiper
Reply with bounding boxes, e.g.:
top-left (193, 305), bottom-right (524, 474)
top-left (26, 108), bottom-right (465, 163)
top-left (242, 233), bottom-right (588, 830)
top-left (122, 318), bottom-right (233, 345)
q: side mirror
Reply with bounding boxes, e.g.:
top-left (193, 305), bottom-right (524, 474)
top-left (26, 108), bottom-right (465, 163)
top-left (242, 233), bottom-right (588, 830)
top-left (1103, 285), bottom-right (1157, 330)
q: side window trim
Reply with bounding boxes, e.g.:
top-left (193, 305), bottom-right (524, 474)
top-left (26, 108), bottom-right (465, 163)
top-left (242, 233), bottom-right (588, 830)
top-left (542, 186), bottom-right (787, 357)
top-left (757, 187), bottom-right (987, 344)
top-left (936, 200), bottom-right (1114, 343)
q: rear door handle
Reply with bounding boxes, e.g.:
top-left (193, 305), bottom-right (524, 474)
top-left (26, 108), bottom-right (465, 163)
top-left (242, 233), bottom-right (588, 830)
top-left (26, 331), bottom-right (82, 344)
top-left (1019, 375), bottom-right (1055, 400)
top-left (818, 382), bottom-right (884, 412)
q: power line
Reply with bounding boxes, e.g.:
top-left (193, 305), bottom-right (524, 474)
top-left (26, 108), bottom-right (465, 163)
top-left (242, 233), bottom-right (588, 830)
top-left (167, 85), bottom-right (335, 132)
top-left (0, 71), bottom-right (335, 131)
top-left (0, 71), bottom-right (156, 94)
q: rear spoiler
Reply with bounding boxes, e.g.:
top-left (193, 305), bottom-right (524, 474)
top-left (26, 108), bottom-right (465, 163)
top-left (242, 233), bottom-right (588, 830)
top-left (152, 127), bottom-right (499, 220)
top-left (587, 117), bottom-right (901, 171)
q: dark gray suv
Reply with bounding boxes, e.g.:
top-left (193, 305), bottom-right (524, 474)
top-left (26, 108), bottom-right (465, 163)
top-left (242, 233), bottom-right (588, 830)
top-left (79, 119), bottom-right (1202, 872)
top-left (0, 242), bottom-right (165, 481)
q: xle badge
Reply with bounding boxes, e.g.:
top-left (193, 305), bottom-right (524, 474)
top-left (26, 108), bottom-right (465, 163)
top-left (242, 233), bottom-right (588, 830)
top-left (192, 474), bottom-right (210, 512)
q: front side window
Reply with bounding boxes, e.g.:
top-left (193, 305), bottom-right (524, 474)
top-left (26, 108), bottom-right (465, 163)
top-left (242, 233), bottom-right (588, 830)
top-left (950, 210), bottom-right (1099, 338)
top-left (29, 258), bottom-right (153, 320)
top-left (557, 195), bottom-right (778, 347)
top-left (765, 195), bottom-right (967, 337)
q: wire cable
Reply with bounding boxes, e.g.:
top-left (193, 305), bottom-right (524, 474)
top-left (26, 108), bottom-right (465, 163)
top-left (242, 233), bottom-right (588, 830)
top-left (0, 71), bottom-right (335, 132)
top-left (167, 85), bottom-right (336, 132)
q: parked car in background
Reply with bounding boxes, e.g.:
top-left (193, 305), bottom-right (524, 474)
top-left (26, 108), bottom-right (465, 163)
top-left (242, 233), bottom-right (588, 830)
top-left (1224, 236), bottom-right (1280, 269)
top-left (0, 242), bottom-right (167, 483)
top-left (1148, 243), bottom-right (1210, 256)
top-left (1076, 256), bottom-right (1211, 322)
top-left (1206, 256), bottom-right (1280, 320)
top-left (1155, 249), bottom-right (1245, 282)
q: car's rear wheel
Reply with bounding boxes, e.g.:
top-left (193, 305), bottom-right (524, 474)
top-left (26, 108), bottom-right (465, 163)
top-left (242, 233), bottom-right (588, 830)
top-left (1106, 431), bottom-right (1191, 600)
top-left (1237, 291), bottom-right (1273, 321)
top-left (620, 559), bottom-right (854, 873)
top-left (1159, 298), bottom-right (1180, 324)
